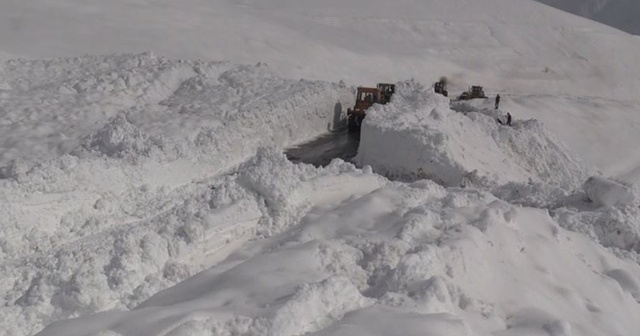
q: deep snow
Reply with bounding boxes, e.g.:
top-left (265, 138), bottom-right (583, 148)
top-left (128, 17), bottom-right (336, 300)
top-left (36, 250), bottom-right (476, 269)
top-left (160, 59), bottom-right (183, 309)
top-left (356, 81), bottom-right (592, 189)
top-left (2, 0), bottom-right (640, 101)
top-left (2, 0), bottom-right (640, 335)
top-left (36, 153), bottom-right (640, 336)
top-left (5, 0), bottom-right (640, 181)
top-left (1, 53), bottom-right (639, 335)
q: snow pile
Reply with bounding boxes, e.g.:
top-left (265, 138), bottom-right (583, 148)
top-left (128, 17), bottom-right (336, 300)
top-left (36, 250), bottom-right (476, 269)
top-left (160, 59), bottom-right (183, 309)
top-left (0, 53), bottom-right (352, 168)
top-left (0, 53), bottom-right (353, 270)
top-left (36, 174), bottom-right (640, 336)
top-left (554, 205), bottom-right (640, 252)
top-left (356, 81), bottom-right (591, 189)
top-left (583, 175), bottom-right (637, 208)
top-left (546, 176), bottom-right (640, 253)
top-left (0, 149), bottom-right (386, 336)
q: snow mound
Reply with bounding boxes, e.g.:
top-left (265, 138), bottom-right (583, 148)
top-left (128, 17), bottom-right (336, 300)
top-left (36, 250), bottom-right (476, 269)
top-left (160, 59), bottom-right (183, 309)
top-left (36, 173), bottom-right (640, 336)
top-left (554, 204), bottom-right (640, 252)
top-left (83, 113), bottom-right (164, 160)
top-left (356, 81), bottom-right (591, 189)
top-left (0, 53), bottom-right (352, 168)
top-left (583, 175), bottom-right (637, 208)
top-left (1, 148), bottom-right (386, 336)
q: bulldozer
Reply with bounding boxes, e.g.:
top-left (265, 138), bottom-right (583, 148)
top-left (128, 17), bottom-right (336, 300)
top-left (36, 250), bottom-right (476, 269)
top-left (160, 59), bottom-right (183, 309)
top-left (377, 83), bottom-right (396, 103)
top-left (457, 85), bottom-right (487, 100)
top-left (434, 80), bottom-right (448, 97)
top-left (347, 83), bottom-right (395, 132)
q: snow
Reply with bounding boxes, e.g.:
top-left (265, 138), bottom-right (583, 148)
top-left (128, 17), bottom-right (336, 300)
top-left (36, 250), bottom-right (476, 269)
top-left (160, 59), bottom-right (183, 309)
top-left (355, 81), bottom-right (591, 189)
top-left (2, 0), bottom-right (640, 335)
top-left (583, 176), bottom-right (637, 208)
top-left (2, 0), bottom-right (640, 101)
top-left (35, 169), bottom-right (640, 336)
top-left (0, 53), bottom-right (352, 169)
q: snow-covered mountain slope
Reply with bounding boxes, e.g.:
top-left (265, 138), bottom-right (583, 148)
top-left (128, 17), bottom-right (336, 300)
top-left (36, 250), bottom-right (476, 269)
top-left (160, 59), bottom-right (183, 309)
top-left (3, 0), bottom-right (640, 178)
top-left (1, 0), bottom-right (640, 100)
top-left (535, 0), bottom-right (640, 35)
top-left (2, 0), bottom-right (640, 335)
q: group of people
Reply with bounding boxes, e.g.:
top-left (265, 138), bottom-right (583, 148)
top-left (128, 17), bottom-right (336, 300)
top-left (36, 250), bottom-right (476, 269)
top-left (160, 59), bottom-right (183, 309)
top-left (494, 94), bottom-right (511, 126)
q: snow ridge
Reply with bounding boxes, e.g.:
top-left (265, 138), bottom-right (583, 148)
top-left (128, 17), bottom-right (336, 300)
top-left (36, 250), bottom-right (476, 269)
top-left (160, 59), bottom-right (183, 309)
top-left (356, 81), bottom-right (592, 189)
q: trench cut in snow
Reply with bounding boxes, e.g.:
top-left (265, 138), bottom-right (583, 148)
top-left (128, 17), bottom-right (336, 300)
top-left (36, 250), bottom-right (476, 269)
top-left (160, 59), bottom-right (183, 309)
top-left (0, 53), bottom-right (358, 336)
top-left (3, 0), bottom-right (640, 333)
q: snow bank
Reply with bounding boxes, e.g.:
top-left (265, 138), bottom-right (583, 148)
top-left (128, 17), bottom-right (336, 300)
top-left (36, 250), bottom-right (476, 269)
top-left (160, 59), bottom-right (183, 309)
top-left (0, 53), bottom-right (353, 265)
top-left (1, 149), bottom-right (386, 336)
top-left (36, 172), bottom-right (640, 336)
top-left (583, 175), bottom-right (637, 208)
top-left (356, 81), bottom-right (591, 189)
top-left (550, 177), bottom-right (640, 253)
top-left (0, 53), bottom-right (352, 167)
top-left (0, 53), bottom-right (361, 336)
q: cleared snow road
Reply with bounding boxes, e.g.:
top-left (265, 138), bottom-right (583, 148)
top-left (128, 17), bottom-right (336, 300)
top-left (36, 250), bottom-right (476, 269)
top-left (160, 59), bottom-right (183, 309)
top-left (286, 130), bottom-right (360, 167)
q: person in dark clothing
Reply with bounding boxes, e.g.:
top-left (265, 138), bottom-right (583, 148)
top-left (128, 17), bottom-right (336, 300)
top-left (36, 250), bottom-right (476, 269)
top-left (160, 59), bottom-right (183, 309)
top-left (495, 94), bottom-right (501, 109)
top-left (506, 112), bottom-right (512, 126)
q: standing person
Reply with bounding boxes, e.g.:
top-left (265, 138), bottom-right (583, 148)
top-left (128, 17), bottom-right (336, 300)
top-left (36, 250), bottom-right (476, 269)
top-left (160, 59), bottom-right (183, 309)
top-left (506, 112), bottom-right (512, 126)
top-left (495, 94), bottom-right (501, 109)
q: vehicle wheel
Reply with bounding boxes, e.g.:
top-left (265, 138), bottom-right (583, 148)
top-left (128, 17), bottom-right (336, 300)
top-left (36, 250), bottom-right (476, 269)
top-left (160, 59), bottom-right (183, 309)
top-left (348, 115), bottom-right (358, 132)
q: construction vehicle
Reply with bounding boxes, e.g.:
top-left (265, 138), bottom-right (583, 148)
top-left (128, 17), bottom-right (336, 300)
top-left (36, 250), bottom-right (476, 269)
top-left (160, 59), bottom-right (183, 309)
top-left (458, 85), bottom-right (487, 100)
top-left (347, 84), bottom-right (396, 132)
top-left (434, 80), bottom-right (448, 97)
top-left (377, 83), bottom-right (396, 103)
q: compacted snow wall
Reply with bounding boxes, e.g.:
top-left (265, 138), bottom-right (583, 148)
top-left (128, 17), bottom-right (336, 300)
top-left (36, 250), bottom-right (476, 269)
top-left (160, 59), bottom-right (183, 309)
top-left (0, 53), bottom-right (353, 168)
top-left (356, 81), bottom-right (591, 190)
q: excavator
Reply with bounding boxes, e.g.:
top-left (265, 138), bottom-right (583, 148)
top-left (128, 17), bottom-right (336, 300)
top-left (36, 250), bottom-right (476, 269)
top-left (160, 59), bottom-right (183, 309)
top-left (347, 83), bottom-right (395, 132)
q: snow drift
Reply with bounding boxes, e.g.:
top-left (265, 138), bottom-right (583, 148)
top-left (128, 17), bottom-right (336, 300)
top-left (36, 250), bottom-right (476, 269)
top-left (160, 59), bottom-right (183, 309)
top-left (583, 176), bottom-right (637, 208)
top-left (0, 53), bottom-right (359, 336)
top-left (36, 160), bottom-right (640, 336)
top-left (356, 81), bottom-right (592, 189)
top-left (1, 148), bottom-right (387, 336)
top-left (0, 53), bottom-right (352, 167)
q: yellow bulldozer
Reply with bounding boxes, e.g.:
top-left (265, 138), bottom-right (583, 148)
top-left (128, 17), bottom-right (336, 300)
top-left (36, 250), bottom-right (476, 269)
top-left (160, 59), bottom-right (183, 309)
top-left (457, 85), bottom-right (487, 100)
top-left (347, 83), bottom-right (395, 132)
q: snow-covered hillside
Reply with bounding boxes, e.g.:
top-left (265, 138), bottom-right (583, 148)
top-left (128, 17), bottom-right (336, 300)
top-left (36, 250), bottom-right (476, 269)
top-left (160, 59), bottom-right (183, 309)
top-left (2, 0), bottom-right (640, 100)
top-left (535, 0), bottom-right (640, 35)
top-left (3, 0), bottom-right (640, 179)
top-left (2, 0), bottom-right (640, 335)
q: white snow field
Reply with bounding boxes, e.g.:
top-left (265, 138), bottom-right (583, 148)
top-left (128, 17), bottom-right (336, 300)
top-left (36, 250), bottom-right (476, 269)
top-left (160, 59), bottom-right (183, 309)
top-left (2, 0), bottom-right (640, 335)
